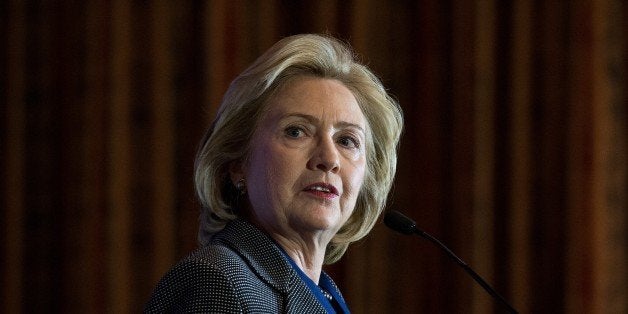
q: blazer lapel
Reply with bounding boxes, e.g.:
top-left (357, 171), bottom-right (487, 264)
top-left (215, 219), bottom-right (328, 313)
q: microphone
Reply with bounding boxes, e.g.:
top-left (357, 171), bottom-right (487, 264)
top-left (384, 210), bottom-right (518, 314)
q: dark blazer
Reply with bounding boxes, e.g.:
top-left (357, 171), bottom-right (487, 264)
top-left (145, 219), bottom-right (347, 313)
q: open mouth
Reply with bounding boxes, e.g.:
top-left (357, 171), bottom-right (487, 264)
top-left (303, 183), bottom-right (339, 198)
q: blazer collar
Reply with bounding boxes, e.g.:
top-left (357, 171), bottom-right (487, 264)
top-left (213, 219), bottom-right (330, 313)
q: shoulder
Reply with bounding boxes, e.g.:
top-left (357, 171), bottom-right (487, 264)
top-left (145, 244), bottom-right (282, 313)
top-left (144, 245), bottom-right (242, 312)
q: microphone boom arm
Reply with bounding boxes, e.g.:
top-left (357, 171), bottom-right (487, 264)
top-left (385, 210), bottom-right (518, 314)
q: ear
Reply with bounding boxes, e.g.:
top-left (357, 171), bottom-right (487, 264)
top-left (228, 160), bottom-right (245, 185)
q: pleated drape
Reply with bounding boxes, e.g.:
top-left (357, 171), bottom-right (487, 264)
top-left (2, 1), bottom-right (626, 313)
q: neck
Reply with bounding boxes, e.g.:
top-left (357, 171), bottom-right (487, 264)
top-left (273, 233), bottom-right (327, 283)
top-left (246, 215), bottom-right (333, 283)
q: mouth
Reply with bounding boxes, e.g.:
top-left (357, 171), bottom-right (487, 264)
top-left (303, 182), bottom-right (339, 198)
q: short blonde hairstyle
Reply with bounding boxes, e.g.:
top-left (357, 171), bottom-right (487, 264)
top-left (195, 34), bottom-right (403, 264)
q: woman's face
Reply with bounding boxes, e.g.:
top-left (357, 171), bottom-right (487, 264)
top-left (240, 77), bottom-right (367, 240)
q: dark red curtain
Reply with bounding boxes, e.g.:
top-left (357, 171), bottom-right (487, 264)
top-left (2, 1), bottom-right (626, 313)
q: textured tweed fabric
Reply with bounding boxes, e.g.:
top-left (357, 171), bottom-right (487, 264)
top-left (144, 219), bottom-right (346, 313)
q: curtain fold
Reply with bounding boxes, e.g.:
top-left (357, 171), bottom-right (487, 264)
top-left (2, 1), bottom-right (626, 313)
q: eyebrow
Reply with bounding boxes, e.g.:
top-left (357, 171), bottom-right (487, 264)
top-left (280, 113), bottom-right (366, 134)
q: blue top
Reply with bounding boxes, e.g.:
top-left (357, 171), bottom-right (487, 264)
top-left (279, 248), bottom-right (351, 314)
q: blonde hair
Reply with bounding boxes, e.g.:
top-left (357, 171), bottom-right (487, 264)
top-left (195, 34), bottom-right (403, 264)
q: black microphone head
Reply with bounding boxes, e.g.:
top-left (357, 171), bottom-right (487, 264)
top-left (384, 210), bottom-right (417, 235)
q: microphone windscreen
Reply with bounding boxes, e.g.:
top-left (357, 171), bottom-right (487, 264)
top-left (384, 210), bottom-right (417, 235)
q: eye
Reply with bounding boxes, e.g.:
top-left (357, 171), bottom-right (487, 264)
top-left (284, 126), bottom-right (305, 138)
top-left (338, 135), bottom-right (360, 149)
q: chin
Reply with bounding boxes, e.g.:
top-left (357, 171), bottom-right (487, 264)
top-left (299, 209), bottom-right (344, 233)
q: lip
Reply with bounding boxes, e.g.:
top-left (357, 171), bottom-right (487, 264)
top-left (303, 182), bottom-right (339, 198)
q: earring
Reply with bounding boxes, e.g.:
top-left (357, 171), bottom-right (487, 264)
top-left (235, 178), bottom-right (246, 194)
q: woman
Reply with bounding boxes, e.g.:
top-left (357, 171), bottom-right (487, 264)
top-left (145, 34), bottom-right (403, 313)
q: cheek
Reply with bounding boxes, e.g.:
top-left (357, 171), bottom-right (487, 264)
top-left (247, 143), bottom-right (298, 193)
top-left (345, 159), bottom-right (367, 197)
top-left (245, 143), bottom-right (275, 195)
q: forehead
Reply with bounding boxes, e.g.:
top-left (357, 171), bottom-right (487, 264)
top-left (263, 77), bottom-right (366, 125)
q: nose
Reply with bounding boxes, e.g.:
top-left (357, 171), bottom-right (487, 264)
top-left (308, 136), bottom-right (340, 173)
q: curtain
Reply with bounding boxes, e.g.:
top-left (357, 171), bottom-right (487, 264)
top-left (2, 1), bottom-right (626, 313)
